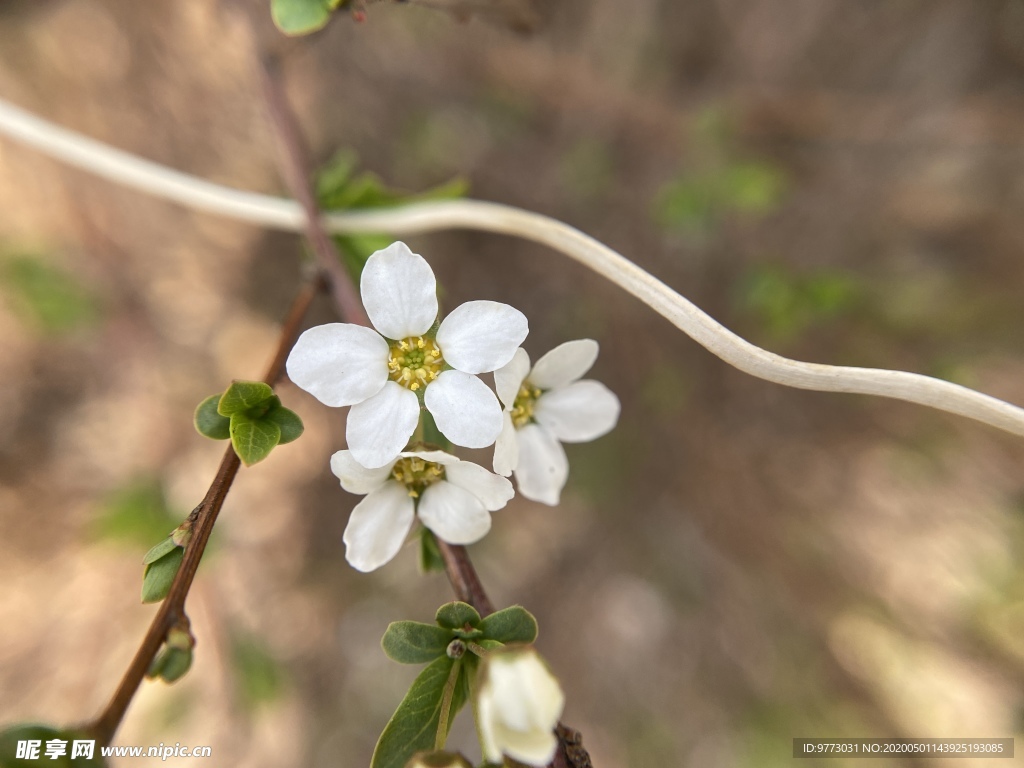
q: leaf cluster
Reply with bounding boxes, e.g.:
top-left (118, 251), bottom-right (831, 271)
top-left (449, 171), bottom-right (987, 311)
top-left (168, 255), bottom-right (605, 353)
top-left (194, 381), bottom-right (303, 466)
top-left (315, 151), bottom-right (467, 281)
top-left (372, 603), bottom-right (538, 768)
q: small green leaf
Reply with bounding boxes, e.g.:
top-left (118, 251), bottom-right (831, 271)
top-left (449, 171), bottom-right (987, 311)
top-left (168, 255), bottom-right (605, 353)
top-left (217, 381), bottom-right (275, 416)
top-left (405, 751), bottom-right (473, 768)
top-left (478, 606), bottom-right (538, 645)
top-left (264, 406), bottom-right (304, 444)
top-left (371, 657), bottom-right (462, 768)
top-left (419, 529), bottom-right (446, 573)
top-left (382, 622), bottom-right (454, 664)
top-left (141, 546), bottom-right (184, 603)
top-left (229, 414), bottom-right (281, 466)
top-left (435, 602), bottom-right (480, 631)
top-left (142, 536), bottom-right (178, 566)
top-left (194, 394), bottom-right (231, 439)
top-left (271, 0), bottom-right (333, 35)
top-left (0, 723), bottom-right (107, 767)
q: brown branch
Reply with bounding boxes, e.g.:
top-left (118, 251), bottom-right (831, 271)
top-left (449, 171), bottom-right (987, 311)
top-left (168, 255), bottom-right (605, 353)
top-left (87, 277), bottom-right (323, 746)
top-left (255, 55), bottom-right (369, 328)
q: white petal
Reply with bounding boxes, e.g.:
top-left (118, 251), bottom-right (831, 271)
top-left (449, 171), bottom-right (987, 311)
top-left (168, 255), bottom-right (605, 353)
top-left (360, 241), bottom-right (438, 339)
top-left (494, 724), bottom-right (559, 766)
top-left (347, 382), bottom-right (420, 468)
top-left (445, 461), bottom-right (514, 512)
top-left (417, 481), bottom-right (492, 544)
top-left (492, 412), bottom-right (519, 477)
top-left (286, 323), bottom-right (388, 407)
top-left (477, 690), bottom-right (502, 764)
top-left (534, 380), bottom-right (621, 443)
top-left (342, 482), bottom-right (416, 572)
top-left (400, 449), bottom-right (460, 466)
top-left (424, 370), bottom-right (503, 448)
top-left (330, 450), bottom-right (394, 495)
top-left (494, 347), bottom-right (530, 408)
top-left (436, 300), bottom-right (528, 374)
top-left (513, 424), bottom-right (569, 506)
top-left (528, 339), bottom-right (599, 390)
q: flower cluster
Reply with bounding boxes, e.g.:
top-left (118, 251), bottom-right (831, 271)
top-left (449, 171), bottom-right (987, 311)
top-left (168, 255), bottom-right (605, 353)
top-left (286, 241), bottom-right (620, 570)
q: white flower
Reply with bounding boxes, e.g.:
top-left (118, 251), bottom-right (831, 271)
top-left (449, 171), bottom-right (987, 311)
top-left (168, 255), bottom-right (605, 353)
top-left (286, 242), bottom-right (529, 468)
top-left (477, 647), bottom-right (565, 766)
top-left (331, 449), bottom-right (514, 572)
top-left (493, 340), bottom-right (620, 505)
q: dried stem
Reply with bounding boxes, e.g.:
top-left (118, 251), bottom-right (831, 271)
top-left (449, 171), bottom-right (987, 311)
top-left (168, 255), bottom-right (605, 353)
top-left (2, 97), bottom-right (1022, 440)
top-left (87, 277), bottom-right (322, 746)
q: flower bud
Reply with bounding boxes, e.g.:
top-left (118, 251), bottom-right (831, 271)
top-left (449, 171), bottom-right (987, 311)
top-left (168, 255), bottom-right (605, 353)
top-left (476, 647), bottom-right (565, 766)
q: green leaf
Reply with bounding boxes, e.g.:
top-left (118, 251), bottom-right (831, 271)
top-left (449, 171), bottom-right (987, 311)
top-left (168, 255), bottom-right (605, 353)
top-left (264, 406), bottom-right (304, 444)
top-left (271, 0), bottom-right (333, 35)
top-left (478, 606), bottom-right (538, 645)
top-left (142, 536), bottom-right (178, 566)
top-left (194, 394), bottom-right (231, 440)
top-left (371, 657), bottom-right (461, 768)
top-left (141, 546), bottom-right (184, 603)
top-left (419, 529), bottom-right (446, 573)
top-left (381, 622), bottom-right (454, 664)
top-left (0, 723), bottom-right (107, 767)
top-left (434, 602), bottom-right (480, 631)
top-left (229, 414), bottom-right (281, 466)
top-left (217, 381), bottom-right (275, 416)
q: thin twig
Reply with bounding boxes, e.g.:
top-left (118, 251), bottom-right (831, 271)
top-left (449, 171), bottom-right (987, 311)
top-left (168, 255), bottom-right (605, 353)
top-left (1, 97), bottom-right (1022, 439)
top-left (255, 58), bottom-right (369, 327)
top-left (87, 277), bottom-right (322, 745)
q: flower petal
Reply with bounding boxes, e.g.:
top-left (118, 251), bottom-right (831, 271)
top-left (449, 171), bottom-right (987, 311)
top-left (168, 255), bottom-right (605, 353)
top-left (492, 412), bottom-right (519, 477)
top-left (417, 481), bottom-right (492, 544)
top-left (528, 339), bottom-right (599, 390)
top-left (424, 370), bottom-right (503, 448)
top-left (360, 241), bottom-right (438, 339)
top-left (534, 380), bottom-right (621, 443)
top-left (494, 347), bottom-right (530, 408)
top-left (330, 450), bottom-right (394, 495)
top-left (513, 424), bottom-right (568, 506)
top-left (400, 449), bottom-right (461, 466)
top-left (436, 300), bottom-right (528, 374)
top-left (445, 461), bottom-right (514, 512)
top-left (343, 481), bottom-right (416, 572)
top-left (347, 381), bottom-right (420, 468)
top-left (493, 723), bottom-right (559, 766)
top-left (286, 323), bottom-right (388, 407)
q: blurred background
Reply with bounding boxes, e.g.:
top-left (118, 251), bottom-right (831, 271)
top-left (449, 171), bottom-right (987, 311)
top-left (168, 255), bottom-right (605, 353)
top-left (1, 0), bottom-right (1024, 766)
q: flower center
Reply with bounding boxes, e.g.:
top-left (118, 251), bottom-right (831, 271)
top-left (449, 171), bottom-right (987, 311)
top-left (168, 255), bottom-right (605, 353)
top-left (391, 456), bottom-right (446, 498)
top-left (511, 381), bottom-right (543, 428)
top-left (387, 336), bottom-right (444, 391)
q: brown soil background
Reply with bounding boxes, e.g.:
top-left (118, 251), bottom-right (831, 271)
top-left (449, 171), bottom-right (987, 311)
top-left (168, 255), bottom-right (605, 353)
top-left (1, 1), bottom-right (1024, 766)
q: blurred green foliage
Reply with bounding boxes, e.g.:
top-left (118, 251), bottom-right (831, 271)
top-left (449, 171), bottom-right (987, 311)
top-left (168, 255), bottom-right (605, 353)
top-left (315, 150), bottom-right (467, 280)
top-left (559, 138), bottom-right (615, 203)
top-left (93, 477), bottom-right (181, 548)
top-left (0, 252), bottom-right (99, 336)
top-left (231, 632), bottom-right (285, 710)
top-left (737, 265), bottom-right (864, 344)
top-left (654, 107), bottom-right (788, 235)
